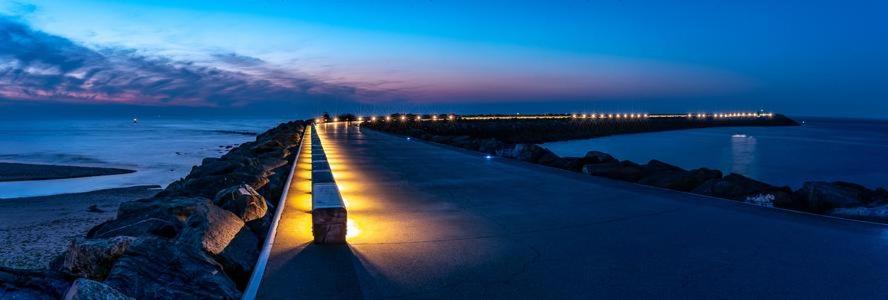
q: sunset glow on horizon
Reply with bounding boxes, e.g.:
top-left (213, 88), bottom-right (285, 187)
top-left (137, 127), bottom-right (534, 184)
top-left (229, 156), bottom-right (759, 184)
top-left (1, 0), bottom-right (886, 117)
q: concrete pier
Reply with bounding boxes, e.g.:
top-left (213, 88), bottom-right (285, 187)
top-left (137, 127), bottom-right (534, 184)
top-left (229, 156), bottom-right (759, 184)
top-left (255, 122), bottom-right (888, 299)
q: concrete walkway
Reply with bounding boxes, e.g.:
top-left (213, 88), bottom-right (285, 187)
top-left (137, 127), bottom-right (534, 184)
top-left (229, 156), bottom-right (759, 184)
top-left (257, 122), bottom-right (888, 299)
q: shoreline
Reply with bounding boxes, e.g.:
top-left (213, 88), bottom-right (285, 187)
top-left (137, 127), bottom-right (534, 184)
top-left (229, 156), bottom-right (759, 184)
top-left (0, 162), bottom-right (135, 182)
top-left (0, 185), bottom-right (160, 270)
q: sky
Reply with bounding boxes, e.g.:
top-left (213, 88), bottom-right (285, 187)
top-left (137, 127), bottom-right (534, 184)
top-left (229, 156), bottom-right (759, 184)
top-left (0, 0), bottom-right (886, 118)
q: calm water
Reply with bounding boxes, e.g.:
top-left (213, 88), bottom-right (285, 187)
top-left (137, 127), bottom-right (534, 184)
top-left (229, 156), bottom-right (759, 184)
top-left (543, 118), bottom-right (888, 189)
top-left (0, 118), bottom-right (288, 198)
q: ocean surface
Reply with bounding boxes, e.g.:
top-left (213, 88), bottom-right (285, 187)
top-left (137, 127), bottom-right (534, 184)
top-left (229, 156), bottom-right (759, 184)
top-left (0, 118), bottom-right (288, 198)
top-left (543, 117), bottom-right (888, 189)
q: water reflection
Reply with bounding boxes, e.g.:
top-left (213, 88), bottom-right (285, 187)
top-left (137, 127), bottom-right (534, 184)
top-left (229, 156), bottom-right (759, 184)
top-left (730, 134), bottom-right (756, 175)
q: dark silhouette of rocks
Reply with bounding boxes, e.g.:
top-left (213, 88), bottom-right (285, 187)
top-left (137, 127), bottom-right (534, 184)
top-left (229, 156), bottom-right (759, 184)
top-left (1, 120), bottom-right (307, 299)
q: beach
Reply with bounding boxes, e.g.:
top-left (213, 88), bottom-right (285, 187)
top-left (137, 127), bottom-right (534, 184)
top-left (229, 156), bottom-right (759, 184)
top-left (0, 185), bottom-right (160, 269)
top-left (0, 117), bottom-right (290, 270)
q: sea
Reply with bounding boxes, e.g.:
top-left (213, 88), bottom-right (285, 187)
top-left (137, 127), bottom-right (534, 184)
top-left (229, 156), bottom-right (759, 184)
top-left (543, 117), bottom-right (888, 189)
top-left (0, 118), bottom-right (289, 198)
top-left (2, 117), bottom-right (886, 199)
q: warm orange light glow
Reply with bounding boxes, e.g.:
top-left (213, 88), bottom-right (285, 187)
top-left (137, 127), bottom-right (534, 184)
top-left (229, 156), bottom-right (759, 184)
top-left (346, 219), bottom-right (360, 240)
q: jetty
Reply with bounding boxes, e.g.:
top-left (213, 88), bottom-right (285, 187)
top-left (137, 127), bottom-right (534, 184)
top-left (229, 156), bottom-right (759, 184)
top-left (250, 120), bottom-right (888, 299)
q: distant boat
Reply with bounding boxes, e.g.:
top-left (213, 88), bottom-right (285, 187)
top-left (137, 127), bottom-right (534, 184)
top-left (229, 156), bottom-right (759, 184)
top-left (732, 134), bottom-right (747, 138)
top-left (133, 118), bottom-right (139, 123)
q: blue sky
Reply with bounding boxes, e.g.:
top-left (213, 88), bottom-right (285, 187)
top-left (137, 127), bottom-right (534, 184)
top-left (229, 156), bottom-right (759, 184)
top-left (0, 0), bottom-right (886, 117)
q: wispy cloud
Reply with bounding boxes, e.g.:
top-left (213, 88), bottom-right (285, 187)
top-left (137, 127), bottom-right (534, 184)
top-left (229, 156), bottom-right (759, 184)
top-left (0, 16), bottom-right (381, 107)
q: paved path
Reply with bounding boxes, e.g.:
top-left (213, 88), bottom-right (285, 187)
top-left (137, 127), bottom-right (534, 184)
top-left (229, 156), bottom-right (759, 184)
top-left (257, 123), bottom-right (888, 299)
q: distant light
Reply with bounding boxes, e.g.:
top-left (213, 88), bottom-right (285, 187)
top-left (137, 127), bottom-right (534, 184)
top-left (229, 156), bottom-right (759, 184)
top-left (581, 114), bottom-right (587, 119)
top-left (485, 155), bottom-right (493, 159)
top-left (571, 114), bottom-right (577, 118)
top-left (333, 117), bottom-right (339, 122)
top-left (386, 116), bottom-right (392, 121)
top-left (400, 115), bottom-right (407, 121)
top-left (407, 137), bottom-right (412, 140)
top-left (357, 117), bottom-right (364, 122)
top-left (371, 116), bottom-right (377, 121)
top-left (432, 115), bottom-right (438, 120)
top-left (449, 115), bottom-right (455, 120)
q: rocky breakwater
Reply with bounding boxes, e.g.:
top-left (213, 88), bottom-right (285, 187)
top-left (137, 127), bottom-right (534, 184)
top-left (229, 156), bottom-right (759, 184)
top-left (364, 114), bottom-right (798, 144)
top-left (0, 120), bottom-right (307, 300)
top-left (367, 119), bottom-right (888, 225)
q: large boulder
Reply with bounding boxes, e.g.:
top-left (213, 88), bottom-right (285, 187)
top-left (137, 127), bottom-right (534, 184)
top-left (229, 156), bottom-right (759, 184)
top-left (692, 173), bottom-right (794, 207)
top-left (87, 197), bottom-right (207, 239)
top-left (582, 160), bottom-right (645, 182)
top-left (477, 138), bottom-right (505, 154)
top-left (579, 151), bottom-right (617, 165)
top-left (0, 267), bottom-right (70, 300)
top-left (637, 161), bottom-right (722, 192)
top-left (161, 170), bottom-right (269, 199)
top-left (214, 184), bottom-right (268, 223)
top-left (56, 236), bottom-right (136, 280)
top-left (104, 238), bottom-right (241, 300)
top-left (177, 201), bottom-right (259, 289)
top-left (87, 218), bottom-right (177, 239)
top-left (64, 278), bottom-right (132, 300)
top-left (795, 181), bottom-right (869, 212)
top-left (258, 162), bottom-right (291, 207)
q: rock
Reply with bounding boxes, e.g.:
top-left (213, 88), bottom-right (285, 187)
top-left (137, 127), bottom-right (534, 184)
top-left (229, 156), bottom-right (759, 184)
top-left (258, 163), bottom-right (291, 207)
top-left (161, 170), bottom-right (269, 199)
top-left (829, 204), bottom-right (888, 223)
top-left (87, 197), bottom-right (208, 239)
top-left (796, 181), bottom-right (869, 212)
top-left (64, 278), bottom-right (132, 300)
top-left (213, 184), bottom-right (268, 223)
top-left (104, 238), bottom-right (241, 300)
top-left (87, 204), bottom-right (105, 213)
top-left (643, 160), bottom-right (685, 173)
top-left (88, 218), bottom-right (178, 239)
top-left (692, 173), bottom-right (794, 206)
top-left (0, 267), bottom-right (71, 299)
top-left (477, 138), bottom-right (505, 154)
top-left (580, 151), bottom-right (617, 165)
top-left (56, 237), bottom-right (136, 280)
top-left (177, 201), bottom-right (258, 289)
top-left (637, 162), bottom-right (722, 192)
top-left (497, 144), bottom-right (559, 165)
top-left (582, 160), bottom-right (645, 182)
top-left (250, 140), bottom-right (285, 155)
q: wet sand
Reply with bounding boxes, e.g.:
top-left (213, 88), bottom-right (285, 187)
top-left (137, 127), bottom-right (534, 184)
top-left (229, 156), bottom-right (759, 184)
top-left (0, 162), bottom-right (135, 182)
top-left (0, 185), bottom-right (159, 269)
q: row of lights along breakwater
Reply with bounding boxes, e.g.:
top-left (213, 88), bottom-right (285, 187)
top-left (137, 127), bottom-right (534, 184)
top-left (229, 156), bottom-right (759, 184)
top-left (315, 112), bottom-right (775, 123)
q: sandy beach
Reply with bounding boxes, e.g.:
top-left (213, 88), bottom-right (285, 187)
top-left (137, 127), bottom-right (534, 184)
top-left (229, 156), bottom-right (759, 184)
top-left (0, 185), bottom-right (159, 269)
top-left (0, 162), bottom-right (135, 182)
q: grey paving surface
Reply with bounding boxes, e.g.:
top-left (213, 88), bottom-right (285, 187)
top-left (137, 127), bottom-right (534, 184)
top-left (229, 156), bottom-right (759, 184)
top-left (258, 123), bottom-right (888, 299)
